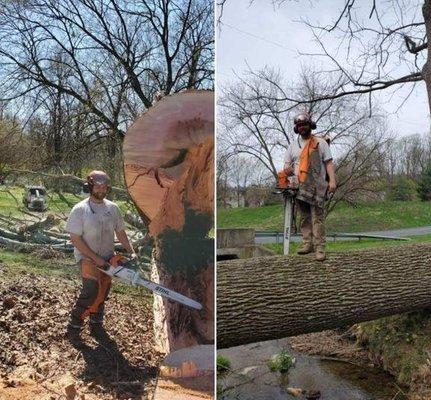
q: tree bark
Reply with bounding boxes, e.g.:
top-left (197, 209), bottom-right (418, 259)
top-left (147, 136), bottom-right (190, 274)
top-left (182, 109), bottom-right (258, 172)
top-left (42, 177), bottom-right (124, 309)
top-left (422, 0), bottom-right (431, 115)
top-left (217, 244), bottom-right (431, 349)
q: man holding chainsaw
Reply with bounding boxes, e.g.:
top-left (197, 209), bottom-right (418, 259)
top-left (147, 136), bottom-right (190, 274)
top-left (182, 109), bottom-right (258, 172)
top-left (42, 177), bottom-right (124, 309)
top-left (65, 170), bottom-right (136, 336)
top-left (284, 113), bottom-right (336, 261)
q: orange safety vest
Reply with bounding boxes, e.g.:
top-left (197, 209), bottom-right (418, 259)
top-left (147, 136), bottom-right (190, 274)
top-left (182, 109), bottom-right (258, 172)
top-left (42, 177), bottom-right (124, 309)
top-left (298, 135), bottom-right (318, 183)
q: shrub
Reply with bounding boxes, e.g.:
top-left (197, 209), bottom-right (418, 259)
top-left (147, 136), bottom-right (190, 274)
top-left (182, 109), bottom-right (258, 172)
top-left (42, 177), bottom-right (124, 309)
top-left (388, 175), bottom-right (417, 201)
top-left (267, 349), bottom-right (295, 373)
top-left (417, 166), bottom-right (431, 201)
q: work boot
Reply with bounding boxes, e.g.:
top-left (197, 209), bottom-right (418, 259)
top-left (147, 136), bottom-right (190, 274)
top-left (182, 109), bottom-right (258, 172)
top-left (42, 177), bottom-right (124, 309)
top-left (297, 242), bottom-right (313, 255)
top-left (315, 246), bottom-right (326, 261)
top-left (66, 324), bottom-right (84, 347)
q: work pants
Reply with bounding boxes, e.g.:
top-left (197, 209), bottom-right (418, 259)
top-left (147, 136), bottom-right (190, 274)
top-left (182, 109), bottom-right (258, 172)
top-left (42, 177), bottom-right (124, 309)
top-left (70, 259), bottom-right (112, 328)
top-left (297, 199), bottom-right (326, 247)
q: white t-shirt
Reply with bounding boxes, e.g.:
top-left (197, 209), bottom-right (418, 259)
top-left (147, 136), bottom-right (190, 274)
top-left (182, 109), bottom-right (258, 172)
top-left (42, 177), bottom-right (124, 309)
top-left (66, 198), bottom-right (125, 262)
top-left (284, 135), bottom-right (333, 183)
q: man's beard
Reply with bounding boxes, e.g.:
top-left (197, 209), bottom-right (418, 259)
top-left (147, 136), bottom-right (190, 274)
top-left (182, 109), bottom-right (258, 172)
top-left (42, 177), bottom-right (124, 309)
top-left (299, 129), bottom-right (311, 138)
top-left (92, 192), bottom-right (106, 200)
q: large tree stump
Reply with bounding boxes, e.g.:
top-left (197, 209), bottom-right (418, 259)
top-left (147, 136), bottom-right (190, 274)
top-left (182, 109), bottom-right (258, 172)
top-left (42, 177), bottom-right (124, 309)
top-left (123, 90), bottom-right (214, 353)
top-left (217, 244), bottom-right (431, 349)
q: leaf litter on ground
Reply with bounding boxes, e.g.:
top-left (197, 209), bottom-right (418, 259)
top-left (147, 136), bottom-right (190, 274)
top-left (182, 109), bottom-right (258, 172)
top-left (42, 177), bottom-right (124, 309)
top-left (0, 256), bottom-right (163, 400)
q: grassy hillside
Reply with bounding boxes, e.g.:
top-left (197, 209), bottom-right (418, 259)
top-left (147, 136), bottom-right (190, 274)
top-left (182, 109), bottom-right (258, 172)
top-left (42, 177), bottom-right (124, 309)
top-left (218, 201), bottom-right (431, 233)
top-left (0, 186), bottom-right (133, 219)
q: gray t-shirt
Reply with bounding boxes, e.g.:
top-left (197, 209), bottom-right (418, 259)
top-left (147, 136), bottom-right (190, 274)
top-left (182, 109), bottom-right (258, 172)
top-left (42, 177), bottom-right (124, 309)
top-left (284, 135), bottom-right (333, 183)
top-left (66, 198), bottom-right (125, 262)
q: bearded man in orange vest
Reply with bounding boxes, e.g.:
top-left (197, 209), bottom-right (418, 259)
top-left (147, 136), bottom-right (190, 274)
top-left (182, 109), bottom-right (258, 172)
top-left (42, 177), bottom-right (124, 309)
top-left (283, 113), bottom-right (336, 261)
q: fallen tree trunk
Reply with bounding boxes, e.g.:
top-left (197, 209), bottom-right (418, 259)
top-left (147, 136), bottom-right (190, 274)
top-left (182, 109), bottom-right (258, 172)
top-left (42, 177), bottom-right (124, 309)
top-left (15, 214), bottom-right (60, 234)
top-left (0, 236), bottom-right (73, 252)
top-left (217, 244), bottom-right (431, 349)
top-left (0, 227), bottom-right (24, 241)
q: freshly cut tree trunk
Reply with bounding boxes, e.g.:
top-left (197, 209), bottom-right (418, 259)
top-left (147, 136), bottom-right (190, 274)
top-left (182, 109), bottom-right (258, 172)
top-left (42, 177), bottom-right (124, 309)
top-left (217, 244), bottom-right (431, 349)
top-left (123, 90), bottom-right (214, 353)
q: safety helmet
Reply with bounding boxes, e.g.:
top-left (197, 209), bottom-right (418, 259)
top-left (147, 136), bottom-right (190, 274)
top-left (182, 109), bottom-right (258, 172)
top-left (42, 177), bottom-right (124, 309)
top-left (293, 112), bottom-right (316, 133)
top-left (86, 170), bottom-right (110, 192)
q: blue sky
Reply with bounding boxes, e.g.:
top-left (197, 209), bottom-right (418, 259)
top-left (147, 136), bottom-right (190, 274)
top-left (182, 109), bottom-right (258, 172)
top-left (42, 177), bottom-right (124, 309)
top-left (217, 0), bottom-right (429, 137)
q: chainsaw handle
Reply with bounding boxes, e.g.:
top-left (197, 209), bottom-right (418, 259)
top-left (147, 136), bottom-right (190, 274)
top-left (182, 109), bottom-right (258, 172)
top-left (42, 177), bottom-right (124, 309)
top-left (101, 262), bottom-right (111, 271)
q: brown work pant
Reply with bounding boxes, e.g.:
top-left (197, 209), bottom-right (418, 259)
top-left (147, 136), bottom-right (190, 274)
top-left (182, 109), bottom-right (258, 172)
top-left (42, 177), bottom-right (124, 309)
top-left (70, 259), bottom-right (112, 327)
top-left (297, 199), bottom-right (326, 247)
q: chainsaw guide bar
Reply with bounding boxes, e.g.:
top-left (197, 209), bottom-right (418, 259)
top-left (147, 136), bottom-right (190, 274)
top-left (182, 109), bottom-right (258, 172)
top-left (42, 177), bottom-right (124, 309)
top-left (100, 264), bottom-right (203, 310)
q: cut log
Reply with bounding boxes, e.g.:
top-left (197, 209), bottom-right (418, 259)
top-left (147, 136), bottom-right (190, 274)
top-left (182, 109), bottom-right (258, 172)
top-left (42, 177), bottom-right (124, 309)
top-left (123, 90), bottom-right (214, 354)
top-left (16, 214), bottom-right (60, 234)
top-left (124, 90), bottom-right (214, 226)
top-left (41, 229), bottom-right (70, 240)
top-left (0, 227), bottom-right (24, 241)
top-left (30, 231), bottom-right (66, 245)
top-left (0, 235), bottom-right (73, 253)
top-left (217, 244), bottom-right (431, 349)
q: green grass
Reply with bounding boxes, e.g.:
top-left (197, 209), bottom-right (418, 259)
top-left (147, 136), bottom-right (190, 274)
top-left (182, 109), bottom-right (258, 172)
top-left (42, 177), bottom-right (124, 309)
top-left (359, 311), bottom-right (431, 390)
top-left (217, 355), bottom-right (231, 373)
top-left (0, 186), bottom-right (82, 218)
top-left (264, 234), bottom-right (431, 255)
top-left (0, 186), bottom-right (133, 219)
top-left (0, 248), bottom-right (79, 281)
top-left (0, 248), bottom-right (152, 302)
top-left (218, 201), bottom-right (431, 233)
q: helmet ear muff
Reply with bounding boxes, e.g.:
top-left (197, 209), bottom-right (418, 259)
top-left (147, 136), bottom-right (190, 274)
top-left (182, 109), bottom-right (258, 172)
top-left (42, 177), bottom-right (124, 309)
top-left (83, 182), bottom-right (90, 194)
top-left (294, 126), bottom-right (298, 134)
top-left (86, 176), bottom-right (94, 194)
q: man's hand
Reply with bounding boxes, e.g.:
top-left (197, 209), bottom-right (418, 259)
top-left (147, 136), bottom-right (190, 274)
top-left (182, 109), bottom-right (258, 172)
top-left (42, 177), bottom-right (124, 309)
top-left (328, 180), bottom-right (337, 193)
top-left (325, 160), bottom-right (336, 194)
top-left (70, 234), bottom-right (109, 268)
top-left (93, 255), bottom-right (108, 268)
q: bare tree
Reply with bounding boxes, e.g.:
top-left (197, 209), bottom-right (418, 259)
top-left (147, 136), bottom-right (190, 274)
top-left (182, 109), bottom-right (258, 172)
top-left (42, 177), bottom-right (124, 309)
top-left (0, 116), bottom-right (31, 176)
top-left (239, 1), bottom-right (429, 120)
top-left (218, 65), bottom-right (390, 207)
top-left (379, 133), bottom-right (431, 181)
top-left (0, 0), bottom-right (214, 142)
top-left (219, 68), bottom-right (292, 180)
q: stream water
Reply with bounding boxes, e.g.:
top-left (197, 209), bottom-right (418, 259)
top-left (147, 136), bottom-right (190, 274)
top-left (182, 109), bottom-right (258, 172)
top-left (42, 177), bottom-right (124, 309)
top-left (218, 338), bottom-right (407, 400)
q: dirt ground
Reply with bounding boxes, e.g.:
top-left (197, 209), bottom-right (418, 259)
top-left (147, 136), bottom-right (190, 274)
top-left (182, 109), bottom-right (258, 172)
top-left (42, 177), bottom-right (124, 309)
top-left (0, 257), bottom-right (163, 400)
top-left (287, 328), bottom-right (372, 366)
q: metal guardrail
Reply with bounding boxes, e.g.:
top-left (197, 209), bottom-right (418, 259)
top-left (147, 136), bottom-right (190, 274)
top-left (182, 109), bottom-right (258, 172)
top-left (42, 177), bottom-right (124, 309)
top-left (255, 231), bottom-right (410, 244)
top-left (328, 233), bottom-right (410, 241)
